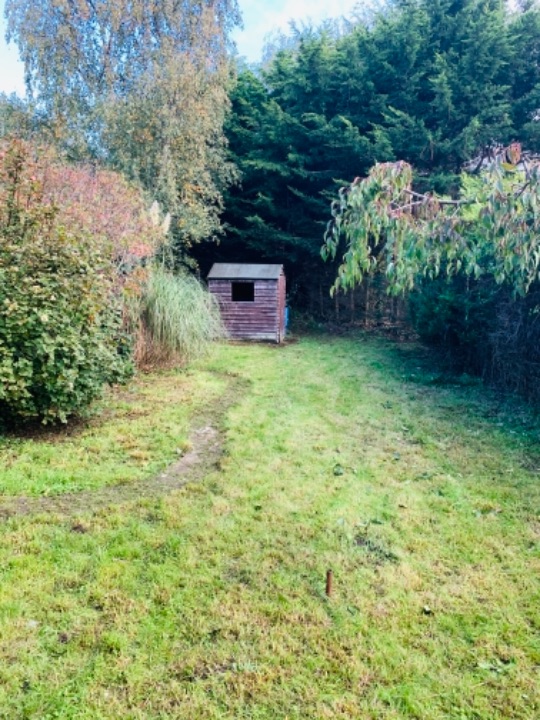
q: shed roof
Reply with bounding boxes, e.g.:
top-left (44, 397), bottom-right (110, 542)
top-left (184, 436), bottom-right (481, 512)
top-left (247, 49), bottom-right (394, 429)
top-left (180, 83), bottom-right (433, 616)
top-left (207, 263), bottom-right (283, 280)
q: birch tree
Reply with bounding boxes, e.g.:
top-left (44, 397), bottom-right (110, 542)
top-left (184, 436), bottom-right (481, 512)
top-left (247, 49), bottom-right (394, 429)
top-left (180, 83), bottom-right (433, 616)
top-left (5, 0), bottom-right (241, 245)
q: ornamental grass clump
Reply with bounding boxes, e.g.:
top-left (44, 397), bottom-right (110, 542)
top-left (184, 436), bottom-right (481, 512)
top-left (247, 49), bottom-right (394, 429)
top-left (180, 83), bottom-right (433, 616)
top-left (136, 267), bottom-right (226, 367)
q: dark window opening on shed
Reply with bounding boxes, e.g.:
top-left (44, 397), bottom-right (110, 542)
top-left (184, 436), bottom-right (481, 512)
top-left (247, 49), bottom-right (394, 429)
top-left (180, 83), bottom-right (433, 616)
top-left (232, 281), bottom-right (255, 302)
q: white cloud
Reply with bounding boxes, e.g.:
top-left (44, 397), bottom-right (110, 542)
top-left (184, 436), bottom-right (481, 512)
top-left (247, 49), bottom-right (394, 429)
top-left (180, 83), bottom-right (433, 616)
top-left (233, 0), bottom-right (364, 62)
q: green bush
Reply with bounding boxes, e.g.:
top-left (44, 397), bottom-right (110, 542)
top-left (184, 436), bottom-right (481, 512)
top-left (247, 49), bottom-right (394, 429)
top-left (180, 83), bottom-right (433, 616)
top-left (409, 274), bottom-right (540, 400)
top-left (0, 139), bottom-right (133, 424)
top-left (409, 273), bottom-right (501, 373)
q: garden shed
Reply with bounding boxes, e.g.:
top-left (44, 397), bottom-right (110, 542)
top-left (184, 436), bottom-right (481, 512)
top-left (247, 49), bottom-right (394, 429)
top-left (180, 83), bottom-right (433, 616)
top-left (207, 263), bottom-right (286, 343)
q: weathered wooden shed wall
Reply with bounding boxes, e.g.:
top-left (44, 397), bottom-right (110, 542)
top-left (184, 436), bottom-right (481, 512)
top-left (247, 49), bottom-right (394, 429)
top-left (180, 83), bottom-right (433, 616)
top-left (207, 264), bottom-right (286, 343)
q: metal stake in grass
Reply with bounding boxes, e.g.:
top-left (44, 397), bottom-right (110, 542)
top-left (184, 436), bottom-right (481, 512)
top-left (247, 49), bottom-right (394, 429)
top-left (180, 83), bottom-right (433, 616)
top-left (326, 569), bottom-right (333, 597)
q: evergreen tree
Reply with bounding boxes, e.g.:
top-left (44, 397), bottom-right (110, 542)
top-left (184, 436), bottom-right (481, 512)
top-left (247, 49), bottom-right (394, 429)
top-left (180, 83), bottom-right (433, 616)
top-left (208, 1), bottom-right (535, 313)
top-left (509, 1), bottom-right (540, 150)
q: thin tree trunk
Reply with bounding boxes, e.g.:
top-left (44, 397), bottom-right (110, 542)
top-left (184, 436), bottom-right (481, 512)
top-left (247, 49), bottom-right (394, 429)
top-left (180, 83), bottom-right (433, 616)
top-left (364, 280), bottom-right (370, 328)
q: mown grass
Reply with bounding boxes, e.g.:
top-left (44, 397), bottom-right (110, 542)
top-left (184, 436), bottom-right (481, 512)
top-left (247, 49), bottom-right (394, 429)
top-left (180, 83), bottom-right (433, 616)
top-left (0, 368), bottom-right (226, 496)
top-left (0, 335), bottom-right (538, 719)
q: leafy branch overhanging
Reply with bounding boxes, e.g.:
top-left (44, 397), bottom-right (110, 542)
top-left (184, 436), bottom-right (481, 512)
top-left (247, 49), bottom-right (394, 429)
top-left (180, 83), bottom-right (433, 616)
top-left (322, 144), bottom-right (540, 297)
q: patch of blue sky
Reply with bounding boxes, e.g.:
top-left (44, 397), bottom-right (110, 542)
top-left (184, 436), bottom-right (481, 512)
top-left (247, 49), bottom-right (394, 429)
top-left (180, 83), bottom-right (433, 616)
top-left (0, 0), bottom-right (365, 96)
top-left (0, 1), bottom-right (25, 96)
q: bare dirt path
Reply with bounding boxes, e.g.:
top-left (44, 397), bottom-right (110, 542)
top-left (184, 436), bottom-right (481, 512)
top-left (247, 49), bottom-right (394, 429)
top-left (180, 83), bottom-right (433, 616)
top-left (0, 373), bottom-right (247, 520)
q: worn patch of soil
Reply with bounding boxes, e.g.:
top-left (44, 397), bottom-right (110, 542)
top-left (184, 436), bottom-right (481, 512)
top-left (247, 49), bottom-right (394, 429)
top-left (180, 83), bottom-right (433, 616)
top-left (0, 373), bottom-right (248, 521)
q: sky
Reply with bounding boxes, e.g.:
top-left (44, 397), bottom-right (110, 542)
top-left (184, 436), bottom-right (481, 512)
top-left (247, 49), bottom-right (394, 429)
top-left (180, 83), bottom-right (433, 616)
top-left (0, 1), bottom-right (24, 96)
top-left (232, 0), bottom-right (363, 61)
top-left (0, 0), bottom-right (363, 97)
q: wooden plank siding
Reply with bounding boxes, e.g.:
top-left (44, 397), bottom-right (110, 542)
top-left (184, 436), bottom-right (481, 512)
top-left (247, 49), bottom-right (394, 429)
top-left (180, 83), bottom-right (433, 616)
top-left (208, 273), bottom-right (286, 343)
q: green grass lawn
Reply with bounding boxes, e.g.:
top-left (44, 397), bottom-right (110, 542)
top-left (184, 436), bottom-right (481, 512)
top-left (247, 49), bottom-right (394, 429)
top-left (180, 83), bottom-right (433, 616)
top-left (0, 335), bottom-right (538, 719)
top-left (0, 369), bottom-right (227, 496)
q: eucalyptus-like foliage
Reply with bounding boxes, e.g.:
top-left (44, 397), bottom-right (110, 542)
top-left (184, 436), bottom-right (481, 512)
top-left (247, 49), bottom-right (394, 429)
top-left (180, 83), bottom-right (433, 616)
top-left (322, 145), bottom-right (540, 297)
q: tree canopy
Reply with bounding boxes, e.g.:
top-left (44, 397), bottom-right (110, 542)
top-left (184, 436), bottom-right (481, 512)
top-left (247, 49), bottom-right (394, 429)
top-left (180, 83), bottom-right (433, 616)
top-left (5, 0), bottom-right (241, 246)
top-left (322, 144), bottom-right (540, 297)
top-left (211, 0), bottom-right (540, 307)
top-left (4, 0), bottom-right (540, 401)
